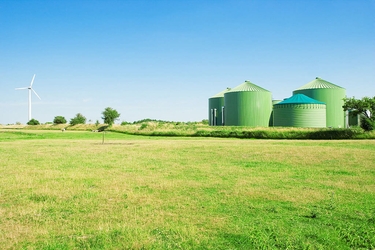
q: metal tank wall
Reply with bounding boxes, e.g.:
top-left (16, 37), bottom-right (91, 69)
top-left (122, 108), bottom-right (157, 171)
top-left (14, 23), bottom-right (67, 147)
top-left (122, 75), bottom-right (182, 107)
top-left (269, 100), bottom-right (282, 126)
top-left (224, 81), bottom-right (272, 126)
top-left (208, 88), bottom-right (230, 126)
top-left (293, 77), bottom-right (346, 128)
top-left (273, 103), bottom-right (326, 127)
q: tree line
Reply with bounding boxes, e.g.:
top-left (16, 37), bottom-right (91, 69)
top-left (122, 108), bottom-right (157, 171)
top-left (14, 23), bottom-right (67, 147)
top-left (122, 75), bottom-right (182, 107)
top-left (27, 107), bottom-right (120, 127)
top-left (24, 96), bottom-right (375, 132)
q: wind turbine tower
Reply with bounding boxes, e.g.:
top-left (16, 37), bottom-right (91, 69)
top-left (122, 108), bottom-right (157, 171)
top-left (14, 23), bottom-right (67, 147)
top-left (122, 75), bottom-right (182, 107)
top-left (15, 74), bottom-right (41, 121)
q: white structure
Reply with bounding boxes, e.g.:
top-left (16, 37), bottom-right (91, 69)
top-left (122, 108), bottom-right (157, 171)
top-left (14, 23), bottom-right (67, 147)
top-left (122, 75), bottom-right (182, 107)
top-left (15, 74), bottom-right (41, 121)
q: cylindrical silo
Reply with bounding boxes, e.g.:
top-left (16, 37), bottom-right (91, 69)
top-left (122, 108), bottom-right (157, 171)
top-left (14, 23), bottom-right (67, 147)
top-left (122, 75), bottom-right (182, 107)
top-left (293, 77), bottom-right (346, 128)
top-left (224, 80), bottom-right (272, 126)
top-left (208, 88), bottom-right (231, 126)
top-left (273, 94), bottom-right (326, 127)
top-left (270, 100), bottom-right (282, 126)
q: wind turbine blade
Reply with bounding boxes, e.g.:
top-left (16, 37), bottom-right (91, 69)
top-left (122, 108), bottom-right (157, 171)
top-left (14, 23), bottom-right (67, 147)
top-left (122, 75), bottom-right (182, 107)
top-left (15, 87), bottom-right (28, 90)
top-left (30, 74), bottom-right (36, 87)
top-left (32, 88), bottom-right (41, 100)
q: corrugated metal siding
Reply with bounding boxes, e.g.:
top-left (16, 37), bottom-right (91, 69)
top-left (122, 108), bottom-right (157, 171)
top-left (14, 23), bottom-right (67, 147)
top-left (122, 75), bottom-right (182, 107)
top-left (224, 90), bottom-right (272, 126)
top-left (270, 100), bottom-right (282, 126)
top-left (293, 78), bottom-right (346, 128)
top-left (293, 88), bottom-right (346, 128)
top-left (208, 97), bottom-right (224, 126)
top-left (273, 103), bottom-right (326, 128)
top-left (208, 88), bottom-right (231, 126)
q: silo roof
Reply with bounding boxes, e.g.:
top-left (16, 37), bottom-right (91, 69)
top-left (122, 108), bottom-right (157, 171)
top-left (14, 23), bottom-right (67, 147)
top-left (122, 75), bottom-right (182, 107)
top-left (295, 77), bottom-right (345, 90)
top-left (228, 80), bottom-right (270, 92)
top-left (296, 77), bottom-right (343, 90)
top-left (275, 94), bottom-right (325, 105)
top-left (211, 88), bottom-right (231, 98)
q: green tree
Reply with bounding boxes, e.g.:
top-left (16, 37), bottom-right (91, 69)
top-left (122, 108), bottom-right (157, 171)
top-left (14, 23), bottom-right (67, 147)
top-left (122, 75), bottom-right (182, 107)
top-left (343, 96), bottom-right (375, 131)
top-left (102, 107), bottom-right (120, 126)
top-left (53, 116), bottom-right (67, 124)
top-left (70, 113), bottom-right (86, 126)
top-left (27, 118), bottom-right (40, 125)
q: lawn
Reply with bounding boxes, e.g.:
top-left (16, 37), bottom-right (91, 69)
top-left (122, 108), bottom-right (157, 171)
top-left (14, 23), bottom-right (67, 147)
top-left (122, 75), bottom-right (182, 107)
top-left (0, 130), bottom-right (374, 249)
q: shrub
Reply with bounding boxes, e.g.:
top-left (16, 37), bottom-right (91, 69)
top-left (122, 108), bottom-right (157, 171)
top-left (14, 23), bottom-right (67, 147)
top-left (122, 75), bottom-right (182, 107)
top-left (53, 116), bottom-right (67, 124)
top-left (139, 123), bottom-right (148, 130)
top-left (27, 119), bottom-right (40, 125)
top-left (70, 113), bottom-right (86, 126)
top-left (360, 116), bottom-right (375, 131)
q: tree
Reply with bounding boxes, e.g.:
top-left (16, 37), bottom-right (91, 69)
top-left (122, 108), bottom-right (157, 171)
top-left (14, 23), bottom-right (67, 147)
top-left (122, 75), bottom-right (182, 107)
top-left (201, 119), bottom-right (209, 125)
top-left (343, 96), bottom-right (375, 131)
top-left (70, 113), bottom-right (86, 126)
top-left (27, 118), bottom-right (40, 125)
top-left (102, 107), bottom-right (120, 126)
top-left (53, 116), bottom-right (67, 124)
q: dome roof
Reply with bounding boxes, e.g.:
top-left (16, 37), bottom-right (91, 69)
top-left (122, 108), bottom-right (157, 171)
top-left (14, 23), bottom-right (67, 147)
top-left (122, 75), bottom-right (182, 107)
top-left (295, 77), bottom-right (345, 90)
top-left (228, 80), bottom-right (270, 93)
top-left (275, 94), bottom-right (325, 105)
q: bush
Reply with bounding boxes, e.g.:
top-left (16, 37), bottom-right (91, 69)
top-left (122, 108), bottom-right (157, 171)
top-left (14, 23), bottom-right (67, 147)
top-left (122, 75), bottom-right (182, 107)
top-left (360, 117), bottom-right (375, 131)
top-left (70, 113), bottom-right (86, 126)
top-left (53, 116), bottom-right (67, 124)
top-left (139, 123), bottom-right (148, 130)
top-left (27, 119), bottom-right (40, 125)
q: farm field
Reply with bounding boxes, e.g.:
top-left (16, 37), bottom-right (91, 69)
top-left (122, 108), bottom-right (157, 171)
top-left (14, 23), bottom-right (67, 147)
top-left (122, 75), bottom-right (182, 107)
top-left (0, 130), bottom-right (374, 249)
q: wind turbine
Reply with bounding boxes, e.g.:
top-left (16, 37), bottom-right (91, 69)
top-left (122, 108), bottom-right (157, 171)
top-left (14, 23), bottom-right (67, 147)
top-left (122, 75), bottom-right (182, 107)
top-left (15, 74), bottom-right (41, 121)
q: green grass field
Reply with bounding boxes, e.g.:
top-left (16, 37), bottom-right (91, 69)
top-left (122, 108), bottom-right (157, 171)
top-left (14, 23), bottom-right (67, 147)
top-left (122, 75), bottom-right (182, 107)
top-left (0, 130), bottom-right (374, 249)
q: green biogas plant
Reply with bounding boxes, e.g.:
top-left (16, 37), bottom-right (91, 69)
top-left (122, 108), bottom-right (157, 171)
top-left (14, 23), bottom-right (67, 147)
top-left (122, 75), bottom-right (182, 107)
top-left (208, 77), bottom-right (358, 128)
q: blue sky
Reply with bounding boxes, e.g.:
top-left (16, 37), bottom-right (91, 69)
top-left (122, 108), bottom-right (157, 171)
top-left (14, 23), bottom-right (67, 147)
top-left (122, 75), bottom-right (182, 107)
top-left (1, 0), bottom-right (374, 124)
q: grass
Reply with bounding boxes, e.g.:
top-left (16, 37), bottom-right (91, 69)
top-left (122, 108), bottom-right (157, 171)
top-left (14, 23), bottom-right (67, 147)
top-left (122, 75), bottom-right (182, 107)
top-left (3, 122), bottom-right (375, 139)
top-left (109, 122), bottom-right (375, 139)
top-left (0, 130), bottom-right (374, 249)
top-left (4, 121), bottom-right (375, 140)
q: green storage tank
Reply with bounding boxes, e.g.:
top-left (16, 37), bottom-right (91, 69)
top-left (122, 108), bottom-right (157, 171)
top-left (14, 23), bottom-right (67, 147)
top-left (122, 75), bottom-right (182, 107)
top-left (293, 77), bottom-right (346, 128)
top-left (224, 80), bottom-right (272, 126)
top-left (270, 100), bottom-right (282, 126)
top-left (208, 88), bottom-right (231, 126)
top-left (273, 94), bottom-right (326, 127)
